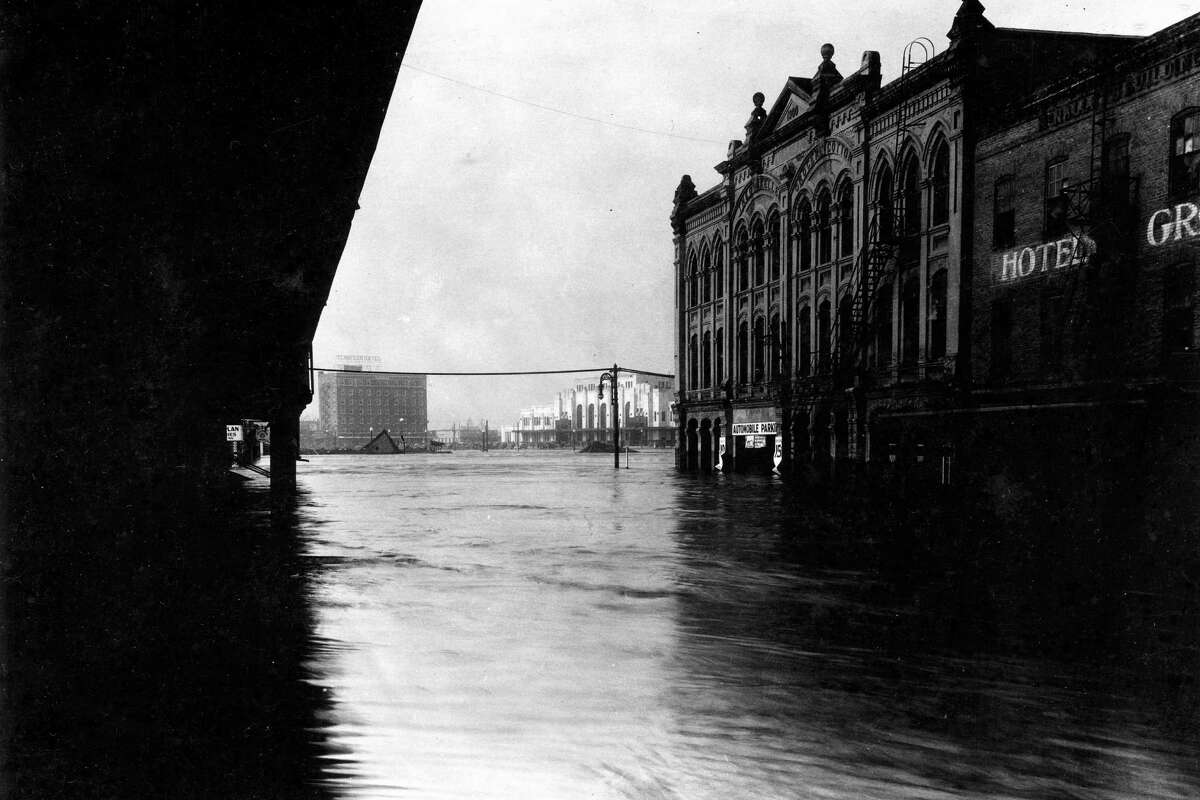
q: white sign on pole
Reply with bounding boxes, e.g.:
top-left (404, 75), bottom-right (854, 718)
top-left (226, 425), bottom-right (243, 442)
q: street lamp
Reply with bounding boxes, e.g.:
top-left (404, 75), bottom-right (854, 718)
top-left (597, 363), bottom-right (621, 469)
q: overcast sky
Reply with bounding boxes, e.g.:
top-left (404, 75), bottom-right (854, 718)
top-left (306, 0), bottom-right (1193, 428)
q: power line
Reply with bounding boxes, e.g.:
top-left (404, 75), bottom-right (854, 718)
top-left (401, 63), bottom-right (726, 146)
top-left (313, 366), bottom-right (675, 379)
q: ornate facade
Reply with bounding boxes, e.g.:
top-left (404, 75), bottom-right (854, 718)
top-left (671, 1), bottom-right (1168, 474)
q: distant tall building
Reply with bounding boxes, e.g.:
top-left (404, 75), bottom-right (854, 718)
top-left (316, 363), bottom-right (428, 449)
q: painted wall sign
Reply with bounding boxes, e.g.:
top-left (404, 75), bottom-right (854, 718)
top-left (1146, 202), bottom-right (1200, 246)
top-left (732, 421), bottom-right (778, 436)
top-left (1039, 46), bottom-right (1200, 130)
top-left (996, 235), bottom-right (1096, 284)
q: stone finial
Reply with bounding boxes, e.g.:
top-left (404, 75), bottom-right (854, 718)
top-left (813, 43), bottom-right (843, 87)
top-left (672, 174), bottom-right (697, 212)
top-left (744, 92), bottom-right (767, 142)
top-left (948, 0), bottom-right (995, 45)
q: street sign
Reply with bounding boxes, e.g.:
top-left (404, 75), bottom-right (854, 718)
top-left (226, 425), bottom-right (243, 442)
top-left (747, 435), bottom-right (766, 449)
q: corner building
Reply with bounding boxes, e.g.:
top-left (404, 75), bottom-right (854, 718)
top-left (671, 1), bottom-right (1171, 474)
top-left (965, 12), bottom-right (1200, 481)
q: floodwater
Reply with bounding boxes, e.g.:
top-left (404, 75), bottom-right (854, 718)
top-left (6, 450), bottom-right (1198, 799)
top-left (294, 451), bottom-right (1200, 800)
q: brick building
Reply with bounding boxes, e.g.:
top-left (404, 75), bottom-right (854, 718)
top-left (314, 365), bottom-right (429, 450)
top-left (944, 9), bottom-right (1200, 485)
top-left (671, 1), bottom-right (1197, 475)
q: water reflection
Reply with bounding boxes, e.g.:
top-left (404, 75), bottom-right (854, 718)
top-left (4, 476), bottom-right (342, 799)
top-left (296, 453), bottom-right (1200, 799)
top-left (7, 453), bottom-right (1195, 798)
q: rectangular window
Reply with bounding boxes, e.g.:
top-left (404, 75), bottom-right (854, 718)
top-left (1045, 159), bottom-right (1069, 238)
top-left (1164, 263), bottom-right (1196, 355)
top-left (993, 176), bottom-right (1015, 250)
top-left (1171, 110), bottom-right (1200, 198)
top-left (1102, 135), bottom-right (1132, 217)
top-left (1040, 291), bottom-right (1065, 370)
top-left (990, 298), bottom-right (1013, 379)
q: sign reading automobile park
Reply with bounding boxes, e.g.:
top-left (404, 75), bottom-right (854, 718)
top-left (732, 422), bottom-right (778, 436)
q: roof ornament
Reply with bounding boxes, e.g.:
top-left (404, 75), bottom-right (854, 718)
top-left (744, 92), bottom-right (767, 143)
top-left (813, 43), bottom-right (843, 90)
top-left (947, 0), bottom-right (995, 45)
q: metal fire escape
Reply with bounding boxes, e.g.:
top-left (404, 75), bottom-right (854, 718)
top-left (1058, 61), bottom-right (1140, 375)
top-left (797, 38), bottom-right (931, 460)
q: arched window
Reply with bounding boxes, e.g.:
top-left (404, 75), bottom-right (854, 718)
top-left (715, 327), bottom-right (724, 386)
top-left (837, 294), bottom-right (853, 366)
top-left (931, 139), bottom-right (950, 225)
top-left (623, 401), bottom-right (631, 425)
top-left (779, 315), bottom-right (790, 375)
top-left (713, 238), bottom-right (725, 297)
top-left (875, 163), bottom-right (894, 241)
top-left (817, 299), bottom-right (831, 373)
top-left (701, 250), bottom-right (712, 303)
top-left (735, 227), bottom-right (750, 291)
top-left (798, 304), bottom-right (812, 376)
top-left (753, 317), bottom-right (766, 382)
top-left (702, 331), bottom-right (712, 387)
top-left (817, 190), bottom-right (833, 264)
top-left (768, 212), bottom-right (781, 281)
top-left (737, 321), bottom-right (749, 384)
top-left (752, 219), bottom-right (766, 286)
top-left (688, 334), bottom-right (698, 390)
top-left (900, 151), bottom-right (922, 237)
top-left (769, 312), bottom-right (781, 379)
top-left (929, 270), bottom-right (948, 359)
top-left (901, 276), bottom-right (920, 366)
top-left (838, 182), bottom-right (854, 258)
top-left (688, 254), bottom-right (699, 307)
top-left (1170, 108), bottom-right (1200, 197)
top-left (873, 283), bottom-right (893, 370)
top-left (797, 198), bottom-right (813, 271)
top-left (575, 404), bottom-right (583, 429)
top-left (600, 402), bottom-right (607, 430)
top-left (587, 403), bottom-right (595, 429)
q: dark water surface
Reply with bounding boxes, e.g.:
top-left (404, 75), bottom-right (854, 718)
top-left (5, 450), bottom-right (1198, 798)
top-left (295, 452), bottom-right (1199, 799)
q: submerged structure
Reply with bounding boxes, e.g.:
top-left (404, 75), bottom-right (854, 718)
top-left (671, 2), bottom-right (1199, 479)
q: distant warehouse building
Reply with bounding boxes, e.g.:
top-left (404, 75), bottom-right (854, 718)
top-left (670, 1), bottom-right (1199, 475)
top-left (313, 363), bottom-right (429, 450)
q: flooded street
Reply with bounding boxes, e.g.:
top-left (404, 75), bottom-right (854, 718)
top-left (295, 452), bottom-right (1200, 799)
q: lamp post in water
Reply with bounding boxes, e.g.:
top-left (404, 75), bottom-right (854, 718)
top-left (597, 364), bottom-right (620, 469)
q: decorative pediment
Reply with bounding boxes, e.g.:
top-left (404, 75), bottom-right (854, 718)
top-left (757, 78), bottom-right (814, 140)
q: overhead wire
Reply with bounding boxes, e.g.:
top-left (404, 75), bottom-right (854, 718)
top-left (401, 62), bottom-right (726, 146)
top-left (313, 366), bottom-right (675, 379)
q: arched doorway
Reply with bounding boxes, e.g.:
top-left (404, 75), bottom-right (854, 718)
top-left (686, 419), bottom-right (699, 471)
top-left (700, 419), bottom-right (713, 471)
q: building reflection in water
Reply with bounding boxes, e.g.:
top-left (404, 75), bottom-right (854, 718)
top-left (664, 473), bottom-right (1200, 799)
top-left (3, 478), bottom-right (345, 799)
